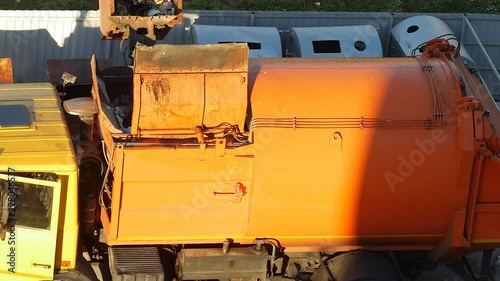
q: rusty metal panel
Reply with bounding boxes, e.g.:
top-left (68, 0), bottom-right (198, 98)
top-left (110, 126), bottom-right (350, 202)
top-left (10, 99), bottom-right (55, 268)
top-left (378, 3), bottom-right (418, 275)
top-left (131, 44), bottom-right (249, 136)
top-left (134, 43), bottom-right (249, 73)
top-left (0, 58), bottom-right (13, 84)
top-left (99, 0), bottom-right (183, 40)
top-left (204, 72), bottom-right (247, 129)
top-left (135, 73), bottom-right (205, 134)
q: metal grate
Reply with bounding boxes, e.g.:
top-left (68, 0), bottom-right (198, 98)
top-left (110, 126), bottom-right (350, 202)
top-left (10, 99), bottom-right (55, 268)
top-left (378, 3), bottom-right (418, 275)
top-left (109, 247), bottom-right (165, 281)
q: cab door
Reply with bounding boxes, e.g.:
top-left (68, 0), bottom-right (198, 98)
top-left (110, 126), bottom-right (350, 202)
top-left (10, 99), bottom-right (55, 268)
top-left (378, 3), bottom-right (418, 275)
top-left (0, 173), bottom-right (61, 281)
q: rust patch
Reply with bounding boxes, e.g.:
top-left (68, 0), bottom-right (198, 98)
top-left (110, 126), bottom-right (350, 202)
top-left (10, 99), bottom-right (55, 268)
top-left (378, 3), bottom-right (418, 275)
top-left (146, 78), bottom-right (170, 104)
top-left (0, 58), bottom-right (14, 84)
top-left (134, 44), bottom-right (249, 74)
top-left (144, 77), bottom-right (173, 123)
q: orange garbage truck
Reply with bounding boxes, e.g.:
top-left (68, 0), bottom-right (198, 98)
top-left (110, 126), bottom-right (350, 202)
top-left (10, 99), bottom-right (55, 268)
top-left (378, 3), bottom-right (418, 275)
top-left (1, 1), bottom-right (500, 280)
top-left (85, 40), bottom-right (500, 281)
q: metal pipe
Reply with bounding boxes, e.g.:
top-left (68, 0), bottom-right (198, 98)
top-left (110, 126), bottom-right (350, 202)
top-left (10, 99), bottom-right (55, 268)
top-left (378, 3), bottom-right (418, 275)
top-left (254, 239), bottom-right (279, 277)
top-left (464, 17), bottom-right (500, 84)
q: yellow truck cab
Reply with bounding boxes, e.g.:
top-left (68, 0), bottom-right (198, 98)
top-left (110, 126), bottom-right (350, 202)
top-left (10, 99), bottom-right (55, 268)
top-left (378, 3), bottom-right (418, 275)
top-left (0, 83), bottom-right (81, 280)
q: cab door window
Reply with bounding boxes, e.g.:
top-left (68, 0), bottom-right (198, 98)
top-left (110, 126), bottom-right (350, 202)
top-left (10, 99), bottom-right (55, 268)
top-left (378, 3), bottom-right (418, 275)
top-left (0, 172), bottom-right (57, 230)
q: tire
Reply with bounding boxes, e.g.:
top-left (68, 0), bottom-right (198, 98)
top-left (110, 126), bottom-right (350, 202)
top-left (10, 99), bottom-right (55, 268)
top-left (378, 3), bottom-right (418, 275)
top-left (54, 255), bottom-right (100, 281)
top-left (311, 251), bottom-right (401, 281)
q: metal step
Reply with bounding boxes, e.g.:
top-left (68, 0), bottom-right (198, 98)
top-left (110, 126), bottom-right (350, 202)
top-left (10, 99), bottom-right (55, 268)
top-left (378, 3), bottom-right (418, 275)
top-left (109, 246), bottom-right (165, 281)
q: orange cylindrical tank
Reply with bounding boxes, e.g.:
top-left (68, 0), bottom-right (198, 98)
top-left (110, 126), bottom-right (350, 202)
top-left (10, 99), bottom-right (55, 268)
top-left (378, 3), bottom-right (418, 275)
top-left (245, 57), bottom-right (466, 249)
top-left (106, 53), bottom-right (500, 260)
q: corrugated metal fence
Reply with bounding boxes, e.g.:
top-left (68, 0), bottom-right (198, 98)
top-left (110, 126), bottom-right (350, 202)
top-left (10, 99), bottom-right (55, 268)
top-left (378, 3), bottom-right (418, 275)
top-left (0, 10), bottom-right (499, 98)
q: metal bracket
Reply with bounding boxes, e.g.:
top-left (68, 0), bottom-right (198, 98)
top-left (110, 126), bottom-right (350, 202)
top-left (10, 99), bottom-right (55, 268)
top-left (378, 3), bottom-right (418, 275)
top-left (199, 143), bottom-right (206, 155)
top-left (457, 97), bottom-right (481, 111)
top-left (215, 138), bottom-right (226, 157)
top-left (328, 131), bottom-right (343, 152)
top-left (213, 182), bottom-right (245, 203)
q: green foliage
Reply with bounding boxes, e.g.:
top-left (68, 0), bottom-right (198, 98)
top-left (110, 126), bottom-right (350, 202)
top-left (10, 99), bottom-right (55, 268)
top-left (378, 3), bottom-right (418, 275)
top-left (0, 0), bottom-right (98, 10)
top-left (0, 0), bottom-right (497, 13)
top-left (396, 0), bottom-right (498, 13)
top-left (185, 0), bottom-right (322, 11)
top-left (184, 0), bottom-right (499, 13)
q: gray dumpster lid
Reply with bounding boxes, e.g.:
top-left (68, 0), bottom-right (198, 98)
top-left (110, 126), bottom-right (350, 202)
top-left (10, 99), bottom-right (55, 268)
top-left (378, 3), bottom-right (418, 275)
top-left (191, 24), bottom-right (282, 58)
top-left (289, 25), bottom-right (383, 58)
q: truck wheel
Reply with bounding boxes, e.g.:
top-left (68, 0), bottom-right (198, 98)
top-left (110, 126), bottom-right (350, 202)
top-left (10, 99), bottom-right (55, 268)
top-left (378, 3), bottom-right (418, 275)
top-left (311, 251), bottom-right (401, 281)
top-left (54, 255), bottom-right (100, 281)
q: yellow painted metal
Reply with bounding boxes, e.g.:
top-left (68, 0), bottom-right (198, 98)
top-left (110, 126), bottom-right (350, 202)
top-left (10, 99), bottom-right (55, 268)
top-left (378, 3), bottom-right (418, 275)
top-left (0, 174), bottom-right (61, 280)
top-left (54, 172), bottom-right (79, 271)
top-left (0, 84), bottom-right (77, 172)
top-left (0, 83), bottom-right (79, 280)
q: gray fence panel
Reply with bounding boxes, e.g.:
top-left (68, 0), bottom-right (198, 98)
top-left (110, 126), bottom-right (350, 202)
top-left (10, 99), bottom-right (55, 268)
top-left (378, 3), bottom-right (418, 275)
top-left (0, 10), bottom-right (113, 82)
top-left (462, 15), bottom-right (500, 98)
top-left (0, 10), bottom-right (499, 99)
top-left (466, 13), bottom-right (500, 45)
top-left (194, 10), bottom-right (253, 26)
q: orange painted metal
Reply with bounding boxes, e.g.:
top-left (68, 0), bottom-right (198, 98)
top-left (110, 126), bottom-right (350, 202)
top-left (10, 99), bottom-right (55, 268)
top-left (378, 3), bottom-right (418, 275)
top-left (247, 56), bottom-right (465, 253)
top-left (93, 42), bottom-right (500, 260)
top-left (0, 58), bottom-right (13, 84)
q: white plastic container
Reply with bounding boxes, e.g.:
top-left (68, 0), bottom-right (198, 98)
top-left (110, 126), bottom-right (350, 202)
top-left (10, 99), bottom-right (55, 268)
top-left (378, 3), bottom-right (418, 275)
top-left (391, 15), bottom-right (475, 67)
top-left (288, 25), bottom-right (383, 58)
top-left (190, 25), bottom-right (282, 58)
